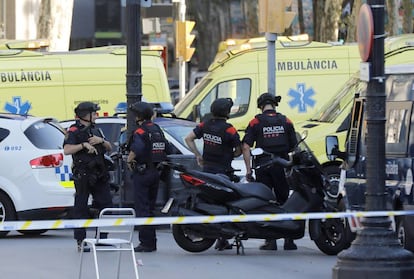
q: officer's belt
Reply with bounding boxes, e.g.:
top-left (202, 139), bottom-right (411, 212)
top-left (136, 162), bottom-right (158, 169)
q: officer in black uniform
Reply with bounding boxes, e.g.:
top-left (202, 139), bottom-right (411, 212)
top-left (127, 101), bottom-right (169, 253)
top-left (63, 102), bottom-right (113, 252)
top-left (185, 98), bottom-right (242, 250)
top-left (242, 93), bottom-right (298, 251)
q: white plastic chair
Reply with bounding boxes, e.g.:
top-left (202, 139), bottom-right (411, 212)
top-left (78, 208), bottom-right (139, 279)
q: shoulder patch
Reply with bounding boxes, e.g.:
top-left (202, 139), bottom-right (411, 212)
top-left (226, 126), bottom-right (237, 135)
top-left (68, 126), bottom-right (78, 132)
top-left (135, 127), bottom-right (146, 135)
top-left (249, 118), bottom-right (259, 127)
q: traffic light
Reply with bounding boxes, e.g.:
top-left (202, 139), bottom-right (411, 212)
top-left (175, 20), bottom-right (196, 62)
top-left (258, 0), bottom-right (296, 34)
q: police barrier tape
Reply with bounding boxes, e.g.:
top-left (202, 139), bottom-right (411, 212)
top-left (2, 210), bottom-right (414, 231)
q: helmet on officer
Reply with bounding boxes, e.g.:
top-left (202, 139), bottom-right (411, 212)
top-left (257, 93), bottom-right (281, 109)
top-left (74, 102), bottom-right (100, 118)
top-left (130, 101), bottom-right (154, 121)
top-left (210, 98), bottom-right (233, 118)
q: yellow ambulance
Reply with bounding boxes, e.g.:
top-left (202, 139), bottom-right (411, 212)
top-left (296, 34), bottom-right (414, 178)
top-left (0, 45), bottom-right (171, 120)
top-left (174, 38), bottom-right (361, 132)
top-left (0, 38), bottom-right (50, 51)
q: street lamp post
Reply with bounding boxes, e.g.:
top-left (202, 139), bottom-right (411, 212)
top-left (332, 1), bottom-right (414, 277)
top-left (126, 0), bottom-right (142, 138)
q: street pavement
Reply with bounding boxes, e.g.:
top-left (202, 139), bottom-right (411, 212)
top-left (0, 228), bottom-right (338, 279)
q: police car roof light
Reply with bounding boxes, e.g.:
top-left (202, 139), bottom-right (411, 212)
top-left (114, 102), bottom-right (174, 115)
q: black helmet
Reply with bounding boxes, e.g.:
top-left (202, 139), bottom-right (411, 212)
top-left (257, 93), bottom-right (281, 109)
top-left (130, 101), bottom-right (154, 120)
top-left (74, 102), bottom-right (100, 118)
top-left (210, 98), bottom-right (233, 118)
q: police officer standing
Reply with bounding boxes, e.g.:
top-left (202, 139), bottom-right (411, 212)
top-left (185, 98), bottom-right (242, 250)
top-left (63, 102), bottom-right (113, 252)
top-left (242, 93), bottom-right (298, 251)
top-left (127, 102), bottom-right (169, 252)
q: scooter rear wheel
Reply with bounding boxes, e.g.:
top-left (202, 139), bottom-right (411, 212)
top-left (172, 224), bottom-right (216, 253)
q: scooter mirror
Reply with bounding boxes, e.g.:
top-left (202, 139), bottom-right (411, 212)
top-left (251, 148), bottom-right (264, 156)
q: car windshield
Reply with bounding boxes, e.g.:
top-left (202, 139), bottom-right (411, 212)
top-left (308, 74), bottom-right (365, 123)
top-left (161, 123), bottom-right (203, 152)
top-left (24, 119), bottom-right (65, 149)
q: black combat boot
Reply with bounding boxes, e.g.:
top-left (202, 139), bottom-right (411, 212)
top-left (283, 238), bottom-right (298, 250)
top-left (259, 239), bottom-right (277, 250)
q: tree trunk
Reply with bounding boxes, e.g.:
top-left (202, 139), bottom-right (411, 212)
top-left (37, 0), bottom-right (74, 51)
top-left (297, 0), bottom-right (305, 34)
top-left (243, 0), bottom-right (259, 38)
top-left (346, 0), bottom-right (361, 43)
top-left (386, 0), bottom-right (399, 36)
top-left (402, 0), bottom-right (413, 33)
top-left (188, 0), bottom-right (231, 71)
top-left (320, 0), bottom-right (342, 42)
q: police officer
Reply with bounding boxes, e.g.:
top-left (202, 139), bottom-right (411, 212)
top-left (127, 101), bottom-right (169, 252)
top-left (63, 102), bottom-right (113, 252)
top-left (242, 93), bottom-right (298, 251)
top-left (185, 98), bottom-right (242, 250)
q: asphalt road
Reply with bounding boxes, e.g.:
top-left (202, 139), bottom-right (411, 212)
top-left (0, 228), bottom-right (338, 279)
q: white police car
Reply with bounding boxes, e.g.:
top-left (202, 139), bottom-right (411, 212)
top-left (0, 114), bottom-right (74, 237)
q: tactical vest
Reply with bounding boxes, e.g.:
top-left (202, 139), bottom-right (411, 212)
top-left (202, 119), bottom-right (234, 167)
top-left (255, 113), bottom-right (290, 155)
top-left (71, 123), bottom-right (106, 171)
top-left (138, 122), bottom-right (168, 163)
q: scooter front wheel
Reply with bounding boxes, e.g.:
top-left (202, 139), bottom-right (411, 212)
top-left (312, 218), bottom-right (350, 255)
top-left (172, 224), bottom-right (216, 253)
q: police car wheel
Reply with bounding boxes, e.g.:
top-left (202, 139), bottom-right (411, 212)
top-left (0, 193), bottom-right (17, 237)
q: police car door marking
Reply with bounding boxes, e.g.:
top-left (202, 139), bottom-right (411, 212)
top-left (3, 145), bottom-right (22, 151)
top-left (287, 83), bottom-right (315, 113)
top-left (55, 165), bottom-right (73, 187)
top-left (4, 96), bottom-right (31, 114)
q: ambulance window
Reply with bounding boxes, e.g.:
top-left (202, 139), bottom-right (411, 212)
top-left (387, 75), bottom-right (414, 101)
top-left (198, 79), bottom-right (251, 120)
top-left (385, 101), bottom-right (412, 155)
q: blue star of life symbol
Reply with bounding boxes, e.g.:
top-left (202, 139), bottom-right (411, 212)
top-left (4, 97), bottom-right (31, 115)
top-left (287, 83), bottom-right (315, 113)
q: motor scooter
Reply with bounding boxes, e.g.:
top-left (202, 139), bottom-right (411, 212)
top-left (161, 132), bottom-right (353, 255)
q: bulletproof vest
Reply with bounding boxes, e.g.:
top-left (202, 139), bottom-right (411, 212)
top-left (255, 113), bottom-right (290, 155)
top-left (71, 123), bottom-right (106, 168)
top-left (202, 119), bottom-right (234, 167)
top-left (139, 122), bottom-right (168, 163)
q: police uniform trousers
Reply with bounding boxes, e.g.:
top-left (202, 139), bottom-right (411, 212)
top-left (132, 167), bottom-right (159, 248)
top-left (255, 164), bottom-right (289, 204)
top-left (73, 175), bottom-right (113, 241)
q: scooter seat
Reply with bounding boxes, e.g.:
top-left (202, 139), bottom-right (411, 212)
top-left (189, 170), bottom-right (275, 201)
top-left (231, 182), bottom-right (276, 201)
